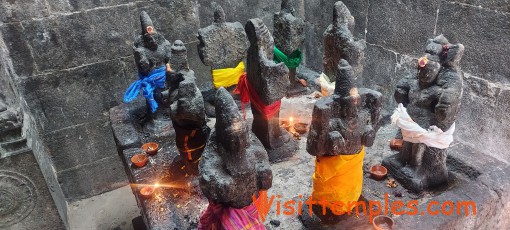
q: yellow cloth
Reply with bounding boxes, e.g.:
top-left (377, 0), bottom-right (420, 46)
top-left (312, 147), bottom-right (365, 213)
top-left (212, 62), bottom-right (245, 89)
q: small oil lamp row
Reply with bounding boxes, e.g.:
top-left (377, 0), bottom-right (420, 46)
top-left (130, 142), bottom-right (160, 198)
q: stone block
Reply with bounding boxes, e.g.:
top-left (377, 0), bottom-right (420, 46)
top-left (66, 0), bottom-right (138, 12)
top-left (0, 151), bottom-right (65, 230)
top-left (19, 59), bottom-right (131, 133)
top-left (56, 155), bottom-right (128, 202)
top-left (186, 40), bottom-right (211, 88)
top-left (454, 74), bottom-right (509, 162)
top-left (366, 0), bottom-right (439, 56)
top-left (436, 1), bottom-right (510, 83)
top-left (361, 44), bottom-right (397, 114)
top-left (197, 0), bottom-right (279, 32)
top-left (302, 0), bottom-right (368, 72)
top-left (10, 4), bottom-right (133, 74)
top-left (42, 118), bottom-right (120, 172)
top-left (109, 104), bottom-right (143, 151)
top-left (449, 0), bottom-right (510, 13)
top-left (134, 0), bottom-right (201, 43)
top-left (0, 0), bottom-right (50, 23)
top-left (0, 23), bottom-right (37, 77)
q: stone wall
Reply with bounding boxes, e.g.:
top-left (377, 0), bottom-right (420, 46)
top-left (0, 0), bottom-right (509, 227)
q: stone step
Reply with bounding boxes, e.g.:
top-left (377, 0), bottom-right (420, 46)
top-left (0, 124), bottom-right (23, 142)
top-left (1, 146), bottom-right (32, 158)
top-left (0, 137), bottom-right (28, 152)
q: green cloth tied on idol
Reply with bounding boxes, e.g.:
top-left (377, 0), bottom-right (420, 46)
top-left (273, 46), bottom-right (302, 69)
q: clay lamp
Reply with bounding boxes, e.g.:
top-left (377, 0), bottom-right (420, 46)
top-left (140, 183), bottom-right (159, 198)
top-left (280, 120), bottom-right (292, 131)
top-left (293, 122), bottom-right (309, 134)
top-left (389, 139), bottom-right (403, 151)
top-left (373, 215), bottom-right (395, 230)
top-left (370, 165), bottom-right (388, 181)
top-left (142, 142), bottom-right (159, 156)
top-left (131, 154), bottom-right (148, 168)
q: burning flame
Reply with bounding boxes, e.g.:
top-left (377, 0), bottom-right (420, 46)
top-left (289, 117), bottom-right (294, 125)
top-left (154, 183), bottom-right (160, 188)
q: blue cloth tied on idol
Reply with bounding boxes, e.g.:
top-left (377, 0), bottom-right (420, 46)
top-left (123, 66), bottom-right (166, 113)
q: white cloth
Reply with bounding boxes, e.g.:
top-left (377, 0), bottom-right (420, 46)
top-left (391, 103), bottom-right (455, 149)
top-left (317, 73), bottom-right (335, 96)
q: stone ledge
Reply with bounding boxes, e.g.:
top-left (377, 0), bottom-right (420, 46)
top-left (368, 142), bottom-right (510, 229)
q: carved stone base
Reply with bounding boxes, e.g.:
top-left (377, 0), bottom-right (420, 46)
top-left (382, 153), bottom-right (449, 192)
top-left (286, 83), bottom-right (310, 98)
top-left (299, 202), bottom-right (371, 230)
top-left (266, 128), bottom-right (298, 163)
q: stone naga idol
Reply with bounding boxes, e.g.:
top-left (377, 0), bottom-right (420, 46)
top-left (323, 1), bottom-right (366, 81)
top-left (198, 88), bottom-right (272, 229)
top-left (123, 11), bottom-right (172, 130)
top-left (237, 18), bottom-right (298, 163)
top-left (273, 0), bottom-right (307, 96)
top-left (167, 40), bottom-right (209, 175)
top-left (197, 2), bottom-right (249, 116)
top-left (302, 59), bottom-right (382, 225)
top-left (384, 35), bottom-right (464, 192)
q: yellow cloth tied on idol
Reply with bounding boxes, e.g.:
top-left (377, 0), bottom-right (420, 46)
top-left (212, 62), bottom-right (245, 89)
top-left (312, 146), bottom-right (365, 213)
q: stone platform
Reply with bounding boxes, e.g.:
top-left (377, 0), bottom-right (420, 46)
top-left (0, 152), bottom-right (65, 230)
top-left (110, 94), bottom-right (510, 230)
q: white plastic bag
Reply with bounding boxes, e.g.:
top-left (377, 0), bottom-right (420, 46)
top-left (391, 103), bottom-right (455, 149)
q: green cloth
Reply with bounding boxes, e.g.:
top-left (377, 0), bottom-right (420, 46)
top-left (273, 46), bottom-right (302, 69)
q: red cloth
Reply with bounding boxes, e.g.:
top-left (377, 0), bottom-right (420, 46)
top-left (198, 198), bottom-right (265, 230)
top-left (234, 73), bottom-right (281, 120)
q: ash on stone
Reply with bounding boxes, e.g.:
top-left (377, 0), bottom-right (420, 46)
top-left (384, 35), bottom-right (465, 192)
top-left (199, 87), bottom-right (272, 208)
top-left (273, 0), bottom-right (308, 97)
top-left (323, 1), bottom-right (366, 81)
top-left (197, 2), bottom-right (249, 117)
top-left (167, 41), bottom-right (210, 175)
top-left (245, 18), bottom-right (298, 163)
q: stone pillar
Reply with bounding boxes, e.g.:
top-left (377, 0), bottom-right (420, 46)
top-left (199, 87), bottom-right (272, 208)
top-left (167, 41), bottom-right (209, 175)
top-left (273, 0), bottom-right (307, 97)
top-left (197, 2), bottom-right (249, 117)
top-left (245, 18), bottom-right (298, 163)
top-left (323, 1), bottom-right (366, 81)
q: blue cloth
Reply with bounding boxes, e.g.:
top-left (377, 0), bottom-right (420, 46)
top-left (123, 66), bottom-right (166, 113)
